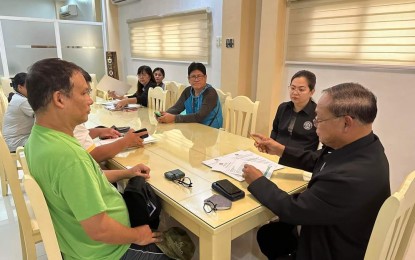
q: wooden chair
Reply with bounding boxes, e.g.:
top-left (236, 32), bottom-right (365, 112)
top-left (224, 95), bottom-right (260, 137)
top-left (0, 88), bottom-right (8, 129)
top-left (165, 81), bottom-right (184, 109)
top-left (215, 88), bottom-right (231, 126)
top-left (1, 77), bottom-right (12, 97)
top-left (364, 170), bottom-right (415, 260)
top-left (148, 86), bottom-right (167, 112)
top-left (126, 75), bottom-right (138, 95)
top-left (0, 134), bottom-right (42, 259)
top-left (23, 175), bottom-right (62, 259)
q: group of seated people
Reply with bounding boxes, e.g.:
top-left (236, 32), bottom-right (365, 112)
top-left (2, 57), bottom-right (391, 260)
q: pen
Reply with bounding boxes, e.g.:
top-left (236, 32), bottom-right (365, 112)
top-left (263, 165), bottom-right (272, 178)
top-left (249, 133), bottom-right (260, 143)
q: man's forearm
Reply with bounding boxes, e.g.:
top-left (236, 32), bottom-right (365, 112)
top-left (104, 169), bottom-right (132, 183)
top-left (89, 139), bottom-right (129, 162)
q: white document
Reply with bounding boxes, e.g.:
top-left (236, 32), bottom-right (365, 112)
top-left (203, 150), bottom-right (284, 181)
top-left (96, 75), bottom-right (131, 96)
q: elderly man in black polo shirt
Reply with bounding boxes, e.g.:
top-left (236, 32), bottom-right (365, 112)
top-left (243, 83), bottom-right (390, 260)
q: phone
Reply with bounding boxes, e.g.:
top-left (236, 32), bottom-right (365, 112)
top-left (164, 169), bottom-right (185, 181)
top-left (212, 179), bottom-right (245, 201)
top-left (133, 128), bottom-right (149, 138)
top-left (154, 111), bottom-right (162, 118)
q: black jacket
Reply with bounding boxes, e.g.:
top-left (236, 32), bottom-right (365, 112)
top-left (271, 100), bottom-right (319, 151)
top-left (128, 81), bottom-right (157, 107)
top-left (248, 132), bottom-right (390, 260)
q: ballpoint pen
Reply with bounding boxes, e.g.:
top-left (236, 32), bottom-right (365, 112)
top-left (263, 165), bottom-right (272, 178)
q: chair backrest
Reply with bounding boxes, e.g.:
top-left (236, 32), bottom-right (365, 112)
top-left (215, 88), bottom-right (231, 126)
top-left (0, 132), bottom-right (40, 258)
top-left (0, 88), bottom-right (8, 128)
top-left (1, 77), bottom-right (12, 97)
top-left (165, 81), bottom-right (184, 109)
top-left (148, 86), bottom-right (167, 111)
top-left (364, 170), bottom-right (415, 260)
top-left (224, 95), bottom-right (260, 137)
top-left (23, 175), bottom-right (62, 259)
top-left (16, 146), bottom-right (30, 177)
top-left (126, 75), bottom-right (138, 95)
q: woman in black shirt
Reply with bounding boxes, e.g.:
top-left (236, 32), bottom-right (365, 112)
top-left (270, 70), bottom-right (319, 151)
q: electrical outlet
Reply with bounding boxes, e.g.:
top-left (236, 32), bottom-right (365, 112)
top-left (216, 36), bottom-right (222, 47)
top-left (225, 38), bottom-right (234, 48)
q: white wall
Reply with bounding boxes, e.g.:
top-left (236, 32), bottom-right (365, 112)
top-left (285, 64), bottom-right (415, 193)
top-left (116, 0), bottom-right (222, 87)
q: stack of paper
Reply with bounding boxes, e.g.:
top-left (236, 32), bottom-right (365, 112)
top-left (203, 150), bottom-right (284, 181)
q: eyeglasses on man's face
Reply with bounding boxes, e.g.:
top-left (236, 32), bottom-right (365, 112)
top-left (188, 74), bottom-right (205, 81)
top-left (313, 115), bottom-right (350, 127)
top-left (288, 85), bottom-right (309, 94)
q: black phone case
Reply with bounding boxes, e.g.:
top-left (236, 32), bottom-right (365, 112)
top-left (212, 179), bottom-right (245, 201)
top-left (134, 128), bottom-right (149, 138)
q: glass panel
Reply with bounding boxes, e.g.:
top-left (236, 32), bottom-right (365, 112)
top-left (59, 23), bottom-right (105, 81)
top-left (2, 20), bottom-right (57, 75)
top-left (0, 0), bottom-right (56, 19)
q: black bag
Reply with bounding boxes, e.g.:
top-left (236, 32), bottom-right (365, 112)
top-left (122, 176), bottom-right (161, 230)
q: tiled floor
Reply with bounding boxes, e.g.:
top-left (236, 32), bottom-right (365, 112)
top-left (1, 184), bottom-right (414, 260)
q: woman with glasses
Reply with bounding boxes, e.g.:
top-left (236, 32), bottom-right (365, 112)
top-left (109, 65), bottom-right (157, 108)
top-left (157, 62), bottom-right (223, 129)
top-left (270, 70), bottom-right (319, 151)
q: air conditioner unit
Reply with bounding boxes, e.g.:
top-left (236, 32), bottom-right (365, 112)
top-left (60, 4), bottom-right (78, 18)
top-left (111, 0), bottom-right (140, 6)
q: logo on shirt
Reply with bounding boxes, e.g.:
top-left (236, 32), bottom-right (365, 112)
top-left (303, 121), bottom-right (313, 130)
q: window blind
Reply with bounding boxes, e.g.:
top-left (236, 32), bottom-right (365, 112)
top-left (128, 10), bottom-right (210, 63)
top-left (286, 0), bottom-right (415, 66)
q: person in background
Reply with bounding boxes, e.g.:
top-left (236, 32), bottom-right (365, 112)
top-left (109, 65), bottom-right (157, 108)
top-left (2, 72), bottom-right (35, 152)
top-left (157, 62), bottom-right (223, 129)
top-left (153, 67), bottom-right (165, 89)
top-left (271, 70), bottom-right (319, 151)
top-left (243, 83), bottom-right (390, 260)
top-left (24, 58), bottom-right (168, 260)
top-left (77, 69), bottom-right (147, 163)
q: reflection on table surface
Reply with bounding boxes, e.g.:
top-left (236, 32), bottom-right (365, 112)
top-left (87, 103), bottom-right (308, 260)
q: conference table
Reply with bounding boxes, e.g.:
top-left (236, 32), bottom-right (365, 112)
top-left (86, 103), bottom-right (308, 260)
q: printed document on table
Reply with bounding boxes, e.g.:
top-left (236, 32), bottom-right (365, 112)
top-left (212, 158), bottom-right (276, 181)
top-left (203, 150), bottom-right (284, 181)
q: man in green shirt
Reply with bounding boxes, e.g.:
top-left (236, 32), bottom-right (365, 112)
top-left (24, 58), bottom-right (168, 260)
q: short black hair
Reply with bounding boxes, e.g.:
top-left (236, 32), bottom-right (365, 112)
top-left (188, 62), bottom-right (206, 76)
top-left (291, 70), bottom-right (316, 91)
top-left (10, 72), bottom-right (27, 93)
top-left (26, 58), bottom-right (83, 112)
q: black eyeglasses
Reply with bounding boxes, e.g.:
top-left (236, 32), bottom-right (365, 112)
top-left (174, 177), bottom-right (193, 188)
top-left (203, 200), bottom-right (217, 213)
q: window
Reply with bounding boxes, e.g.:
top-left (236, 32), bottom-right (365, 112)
top-left (286, 0), bottom-right (415, 67)
top-left (128, 10), bottom-right (210, 63)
